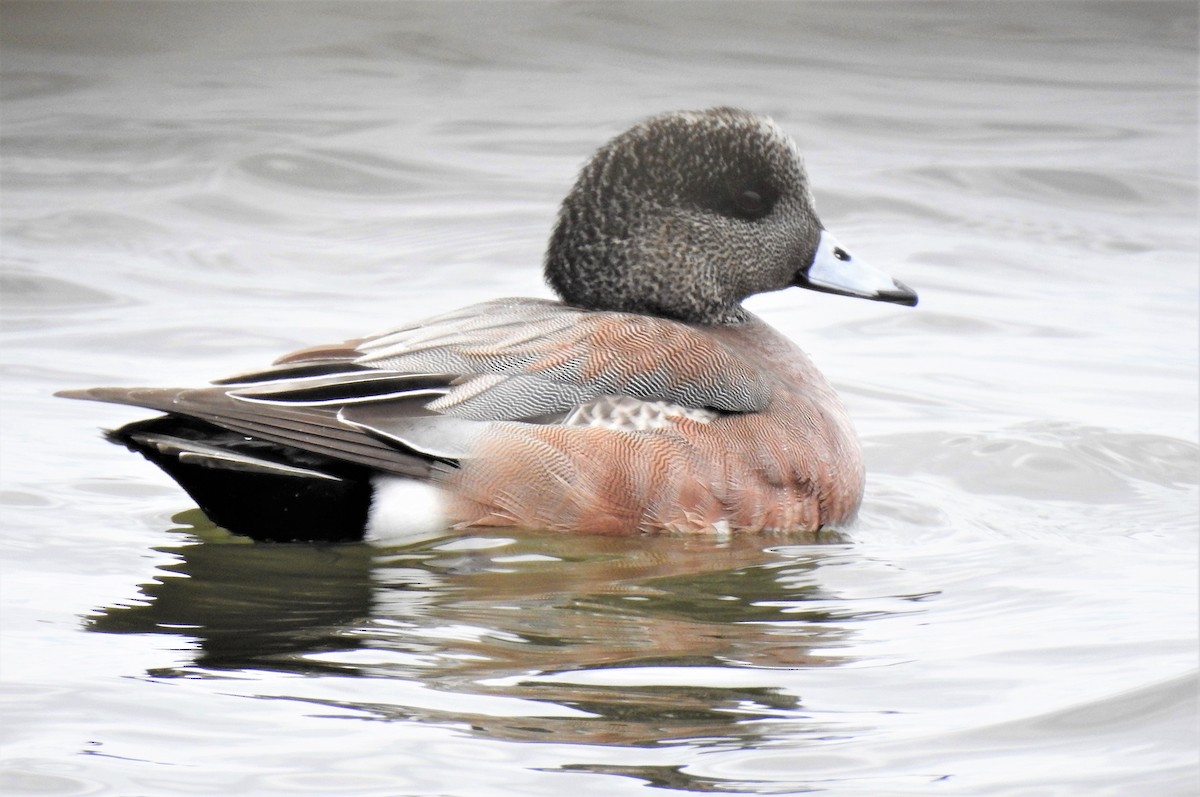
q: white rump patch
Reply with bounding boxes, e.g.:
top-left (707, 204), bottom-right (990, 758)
top-left (562, 396), bottom-right (718, 432)
top-left (365, 475), bottom-right (450, 545)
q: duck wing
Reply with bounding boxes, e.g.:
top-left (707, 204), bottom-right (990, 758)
top-left (59, 298), bottom-right (772, 474)
top-left (254, 298), bottom-right (770, 416)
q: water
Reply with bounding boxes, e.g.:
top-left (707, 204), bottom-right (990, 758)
top-left (2, 2), bottom-right (1197, 795)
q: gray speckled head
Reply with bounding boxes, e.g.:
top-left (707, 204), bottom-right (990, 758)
top-left (545, 108), bottom-right (825, 325)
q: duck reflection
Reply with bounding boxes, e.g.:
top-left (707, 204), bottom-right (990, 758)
top-left (90, 516), bottom-right (905, 748)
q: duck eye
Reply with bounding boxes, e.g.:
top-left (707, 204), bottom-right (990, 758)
top-left (732, 188), bottom-right (772, 219)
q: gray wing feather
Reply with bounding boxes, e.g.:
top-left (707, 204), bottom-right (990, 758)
top-left (60, 298), bottom-right (767, 473)
top-left (58, 386), bottom-right (436, 477)
top-left (355, 298), bottom-right (769, 417)
top-left (425, 373), bottom-right (593, 421)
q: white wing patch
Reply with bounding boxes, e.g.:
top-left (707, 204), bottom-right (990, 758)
top-left (562, 396), bottom-right (718, 432)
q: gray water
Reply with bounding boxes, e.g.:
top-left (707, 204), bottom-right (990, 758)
top-left (2, 2), bottom-right (1197, 795)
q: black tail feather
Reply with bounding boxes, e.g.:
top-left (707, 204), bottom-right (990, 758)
top-left (107, 416), bottom-right (373, 543)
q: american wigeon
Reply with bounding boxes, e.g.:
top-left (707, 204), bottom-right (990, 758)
top-left (59, 108), bottom-right (917, 543)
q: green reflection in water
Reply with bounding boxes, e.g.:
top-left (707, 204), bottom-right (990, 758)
top-left (89, 512), bottom-right (926, 749)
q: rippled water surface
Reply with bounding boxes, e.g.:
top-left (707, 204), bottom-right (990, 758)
top-left (2, 2), bottom-right (1197, 795)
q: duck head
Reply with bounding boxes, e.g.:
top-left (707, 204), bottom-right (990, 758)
top-left (545, 108), bottom-right (917, 324)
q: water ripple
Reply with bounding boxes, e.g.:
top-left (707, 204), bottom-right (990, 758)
top-left (867, 422), bottom-right (1200, 503)
top-left (236, 149), bottom-right (436, 196)
top-left (0, 69), bottom-right (96, 101)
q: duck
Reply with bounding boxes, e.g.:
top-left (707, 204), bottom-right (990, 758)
top-left (58, 108), bottom-right (917, 544)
